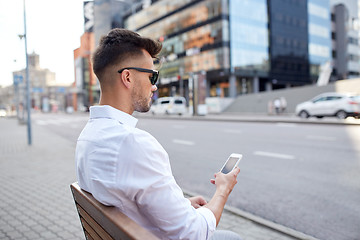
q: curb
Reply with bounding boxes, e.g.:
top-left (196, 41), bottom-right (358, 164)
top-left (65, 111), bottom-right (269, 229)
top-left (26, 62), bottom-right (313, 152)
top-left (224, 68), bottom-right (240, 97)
top-left (183, 189), bottom-right (321, 240)
top-left (135, 113), bottom-right (360, 126)
top-left (223, 205), bottom-right (320, 240)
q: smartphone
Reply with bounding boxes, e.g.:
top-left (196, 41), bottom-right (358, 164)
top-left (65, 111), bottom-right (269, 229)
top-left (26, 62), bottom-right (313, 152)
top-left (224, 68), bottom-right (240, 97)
top-left (220, 153), bottom-right (243, 174)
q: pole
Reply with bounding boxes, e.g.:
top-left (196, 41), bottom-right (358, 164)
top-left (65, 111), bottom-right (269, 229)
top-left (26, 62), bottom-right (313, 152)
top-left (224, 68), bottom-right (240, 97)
top-left (88, 54), bottom-right (93, 106)
top-left (23, 0), bottom-right (32, 145)
top-left (179, 67), bottom-right (184, 97)
top-left (15, 81), bottom-right (19, 121)
top-left (193, 74), bottom-right (198, 116)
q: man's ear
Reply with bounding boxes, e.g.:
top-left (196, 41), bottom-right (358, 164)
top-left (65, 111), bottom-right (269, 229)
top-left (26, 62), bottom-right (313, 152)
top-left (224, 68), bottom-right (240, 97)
top-left (119, 69), bottom-right (132, 89)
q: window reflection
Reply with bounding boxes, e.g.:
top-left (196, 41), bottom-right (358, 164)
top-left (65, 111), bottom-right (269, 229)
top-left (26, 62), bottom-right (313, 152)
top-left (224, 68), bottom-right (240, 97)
top-left (126, 0), bottom-right (193, 31)
top-left (229, 0), bottom-right (269, 72)
top-left (308, 0), bottom-right (331, 79)
top-left (125, 0), bottom-right (227, 82)
top-left (126, 0), bottom-right (222, 34)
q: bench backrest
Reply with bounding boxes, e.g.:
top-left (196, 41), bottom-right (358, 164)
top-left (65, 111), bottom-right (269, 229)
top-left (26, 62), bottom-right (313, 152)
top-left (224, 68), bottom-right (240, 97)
top-left (70, 182), bottom-right (160, 240)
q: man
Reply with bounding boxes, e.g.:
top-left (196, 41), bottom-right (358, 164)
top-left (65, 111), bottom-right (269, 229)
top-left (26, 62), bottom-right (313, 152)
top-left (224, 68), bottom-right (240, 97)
top-left (75, 28), bottom-right (241, 240)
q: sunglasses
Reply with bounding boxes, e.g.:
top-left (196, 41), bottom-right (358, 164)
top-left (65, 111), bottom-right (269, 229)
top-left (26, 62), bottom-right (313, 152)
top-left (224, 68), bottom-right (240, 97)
top-left (118, 67), bottom-right (159, 85)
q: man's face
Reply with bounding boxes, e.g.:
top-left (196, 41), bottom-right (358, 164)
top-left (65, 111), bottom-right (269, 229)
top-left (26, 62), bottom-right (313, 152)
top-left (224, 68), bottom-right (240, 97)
top-left (131, 50), bottom-right (158, 113)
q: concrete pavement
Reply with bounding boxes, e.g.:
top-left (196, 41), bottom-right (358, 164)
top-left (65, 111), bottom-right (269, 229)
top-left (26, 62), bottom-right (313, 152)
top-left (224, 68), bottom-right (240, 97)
top-left (0, 117), bottom-right (82, 240)
top-left (0, 115), bottom-right (320, 240)
top-left (135, 111), bottom-right (360, 126)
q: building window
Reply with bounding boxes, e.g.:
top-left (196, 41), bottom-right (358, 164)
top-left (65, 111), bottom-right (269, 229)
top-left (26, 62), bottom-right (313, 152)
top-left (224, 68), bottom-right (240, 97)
top-left (332, 32), bottom-right (336, 40)
top-left (348, 37), bottom-right (359, 45)
top-left (332, 50), bottom-right (336, 58)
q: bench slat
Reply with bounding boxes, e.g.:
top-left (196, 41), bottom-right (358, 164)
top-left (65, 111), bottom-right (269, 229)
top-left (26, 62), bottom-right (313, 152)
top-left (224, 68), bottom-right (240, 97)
top-left (85, 230), bottom-right (95, 240)
top-left (77, 204), bottom-right (113, 240)
top-left (71, 182), bottom-right (159, 240)
top-left (81, 217), bottom-right (102, 240)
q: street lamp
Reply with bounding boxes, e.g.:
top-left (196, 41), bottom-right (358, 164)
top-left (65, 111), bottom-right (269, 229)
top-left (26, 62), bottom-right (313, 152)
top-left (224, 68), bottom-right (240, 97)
top-left (21, 0), bottom-right (32, 146)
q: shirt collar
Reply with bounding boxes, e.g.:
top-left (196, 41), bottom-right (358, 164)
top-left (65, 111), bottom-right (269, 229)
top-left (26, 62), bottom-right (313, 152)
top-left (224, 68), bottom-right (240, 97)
top-left (89, 105), bottom-right (138, 127)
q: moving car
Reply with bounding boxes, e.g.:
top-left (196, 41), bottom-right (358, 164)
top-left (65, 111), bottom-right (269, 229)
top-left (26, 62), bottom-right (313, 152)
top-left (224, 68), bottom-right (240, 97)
top-left (295, 92), bottom-right (360, 119)
top-left (151, 97), bottom-right (187, 115)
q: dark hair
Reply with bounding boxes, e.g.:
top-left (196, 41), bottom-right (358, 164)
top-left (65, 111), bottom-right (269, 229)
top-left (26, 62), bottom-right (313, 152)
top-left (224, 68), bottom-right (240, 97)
top-left (92, 28), bottom-right (162, 80)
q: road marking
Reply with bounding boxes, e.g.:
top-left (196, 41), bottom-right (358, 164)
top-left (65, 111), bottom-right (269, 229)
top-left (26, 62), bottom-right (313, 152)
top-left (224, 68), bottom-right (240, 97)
top-left (57, 118), bottom-right (72, 123)
top-left (46, 119), bottom-right (61, 125)
top-left (306, 135), bottom-right (336, 141)
top-left (172, 139), bottom-right (195, 146)
top-left (172, 125), bottom-right (186, 129)
top-left (223, 129), bottom-right (243, 134)
top-left (254, 151), bottom-right (295, 160)
top-left (35, 120), bottom-right (47, 126)
top-left (276, 123), bottom-right (297, 127)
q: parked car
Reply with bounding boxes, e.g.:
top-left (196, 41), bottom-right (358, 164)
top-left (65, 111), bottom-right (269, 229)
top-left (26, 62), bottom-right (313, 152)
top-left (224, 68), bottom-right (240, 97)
top-left (0, 109), bottom-right (6, 117)
top-left (295, 92), bottom-right (360, 119)
top-left (151, 97), bottom-right (187, 115)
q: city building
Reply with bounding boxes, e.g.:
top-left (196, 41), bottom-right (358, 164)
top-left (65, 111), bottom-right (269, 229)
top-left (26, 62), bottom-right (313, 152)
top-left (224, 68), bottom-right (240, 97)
top-left (72, 1), bottom-right (96, 111)
top-left (308, 0), bottom-right (332, 83)
top-left (73, 31), bottom-right (97, 111)
top-left (0, 85), bottom-right (14, 115)
top-left (268, 0), bottom-right (309, 88)
top-left (12, 52), bottom-right (69, 113)
top-left (74, 0), bottom-right (345, 111)
top-left (125, 0), bottom-right (332, 99)
top-left (331, 0), bottom-right (360, 80)
top-left (72, 0), bottom-right (145, 110)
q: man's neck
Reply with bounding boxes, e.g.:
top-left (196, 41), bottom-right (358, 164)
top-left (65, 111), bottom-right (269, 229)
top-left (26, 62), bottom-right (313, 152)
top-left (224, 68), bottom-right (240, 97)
top-left (99, 97), bottom-right (133, 115)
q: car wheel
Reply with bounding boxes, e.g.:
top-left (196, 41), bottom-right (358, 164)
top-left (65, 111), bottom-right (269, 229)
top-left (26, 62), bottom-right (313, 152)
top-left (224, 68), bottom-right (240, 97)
top-left (336, 110), bottom-right (347, 119)
top-left (316, 116), bottom-right (324, 119)
top-left (299, 110), bottom-right (309, 119)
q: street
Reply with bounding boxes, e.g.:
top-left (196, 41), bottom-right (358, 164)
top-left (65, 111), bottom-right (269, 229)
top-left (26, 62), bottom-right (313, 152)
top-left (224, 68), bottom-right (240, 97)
top-left (32, 113), bottom-right (360, 240)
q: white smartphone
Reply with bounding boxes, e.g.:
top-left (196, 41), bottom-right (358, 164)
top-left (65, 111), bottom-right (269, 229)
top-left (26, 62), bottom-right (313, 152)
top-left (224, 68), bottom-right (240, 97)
top-left (220, 153), bottom-right (243, 174)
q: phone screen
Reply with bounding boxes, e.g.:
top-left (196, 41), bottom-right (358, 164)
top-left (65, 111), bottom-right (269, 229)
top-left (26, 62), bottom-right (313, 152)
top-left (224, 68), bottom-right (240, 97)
top-left (221, 157), bottom-right (239, 174)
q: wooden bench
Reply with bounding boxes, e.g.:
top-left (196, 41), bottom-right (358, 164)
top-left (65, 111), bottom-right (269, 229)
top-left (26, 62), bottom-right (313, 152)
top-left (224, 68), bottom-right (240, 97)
top-left (70, 182), bottom-right (159, 240)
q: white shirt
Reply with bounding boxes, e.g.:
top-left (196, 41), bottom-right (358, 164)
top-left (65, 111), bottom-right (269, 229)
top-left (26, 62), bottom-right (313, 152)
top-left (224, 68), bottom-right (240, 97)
top-left (75, 105), bottom-right (216, 240)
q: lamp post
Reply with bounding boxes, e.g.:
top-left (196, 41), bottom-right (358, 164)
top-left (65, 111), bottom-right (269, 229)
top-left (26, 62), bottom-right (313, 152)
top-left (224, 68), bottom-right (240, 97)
top-left (22, 0), bottom-right (32, 145)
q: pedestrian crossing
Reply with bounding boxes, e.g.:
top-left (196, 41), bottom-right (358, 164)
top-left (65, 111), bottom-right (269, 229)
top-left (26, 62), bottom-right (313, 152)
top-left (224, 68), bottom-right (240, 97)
top-left (33, 115), bottom-right (88, 127)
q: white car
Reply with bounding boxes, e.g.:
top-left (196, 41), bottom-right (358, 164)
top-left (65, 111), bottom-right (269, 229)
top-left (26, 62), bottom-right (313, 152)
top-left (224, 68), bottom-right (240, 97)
top-left (151, 97), bottom-right (187, 115)
top-left (0, 109), bottom-right (6, 117)
top-left (295, 92), bottom-right (360, 119)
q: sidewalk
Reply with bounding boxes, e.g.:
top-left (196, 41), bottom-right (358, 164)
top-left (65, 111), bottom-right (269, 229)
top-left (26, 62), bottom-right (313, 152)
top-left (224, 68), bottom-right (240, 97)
top-left (0, 118), bottom-right (83, 240)
top-left (0, 116), bottom-right (315, 240)
top-left (135, 111), bottom-right (360, 126)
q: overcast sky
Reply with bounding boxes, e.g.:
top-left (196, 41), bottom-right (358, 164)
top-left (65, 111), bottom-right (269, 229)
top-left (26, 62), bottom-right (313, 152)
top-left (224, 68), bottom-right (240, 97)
top-left (0, 0), bottom-right (85, 87)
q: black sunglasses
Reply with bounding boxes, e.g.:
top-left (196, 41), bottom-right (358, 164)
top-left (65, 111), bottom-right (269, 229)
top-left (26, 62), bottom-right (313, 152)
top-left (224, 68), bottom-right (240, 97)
top-left (118, 67), bottom-right (159, 85)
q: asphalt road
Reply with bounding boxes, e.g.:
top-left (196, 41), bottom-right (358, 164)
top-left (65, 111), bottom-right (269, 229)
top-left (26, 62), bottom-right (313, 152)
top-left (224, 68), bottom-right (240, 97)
top-left (33, 113), bottom-right (360, 240)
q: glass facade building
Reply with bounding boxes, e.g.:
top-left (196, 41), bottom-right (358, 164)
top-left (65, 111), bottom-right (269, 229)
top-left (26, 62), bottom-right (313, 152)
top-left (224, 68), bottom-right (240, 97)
top-left (230, 0), bottom-right (269, 93)
top-left (331, 1), bottom-right (360, 80)
top-left (268, 0), bottom-right (310, 87)
top-left (308, 0), bottom-right (332, 81)
top-left (125, 0), bottom-right (230, 98)
top-left (114, 0), bottom-right (333, 97)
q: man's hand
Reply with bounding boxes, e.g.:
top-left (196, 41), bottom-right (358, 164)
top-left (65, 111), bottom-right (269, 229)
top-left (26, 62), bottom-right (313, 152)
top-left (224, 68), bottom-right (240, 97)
top-left (188, 196), bottom-right (207, 209)
top-left (206, 167), bottom-right (241, 225)
top-left (210, 167), bottom-right (240, 194)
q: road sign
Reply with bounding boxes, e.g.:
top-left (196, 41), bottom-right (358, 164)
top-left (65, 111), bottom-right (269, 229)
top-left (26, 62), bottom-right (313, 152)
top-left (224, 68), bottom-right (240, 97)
top-left (13, 75), bottom-right (23, 85)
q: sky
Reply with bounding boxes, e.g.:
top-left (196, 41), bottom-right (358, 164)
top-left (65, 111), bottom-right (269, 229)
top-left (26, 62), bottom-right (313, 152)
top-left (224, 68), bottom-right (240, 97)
top-left (0, 0), bottom-right (85, 87)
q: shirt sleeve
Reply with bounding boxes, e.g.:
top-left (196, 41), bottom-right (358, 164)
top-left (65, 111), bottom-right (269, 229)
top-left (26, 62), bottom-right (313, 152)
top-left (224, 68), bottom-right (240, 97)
top-left (118, 130), bottom-right (216, 240)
